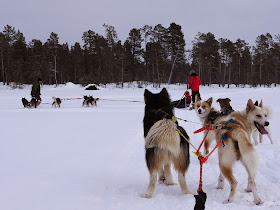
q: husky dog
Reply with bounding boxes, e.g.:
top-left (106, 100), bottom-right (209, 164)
top-left (22, 97), bottom-right (40, 108)
top-left (217, 98), bottom-right (234, 115)
top-left (252, 100), bottom-right (273, 144)
top-left (22, 98), bottom-right (31, 108)
top-left (52, 96), bottom-right (62, 108)
top-left (215, 99), bottom-right (264, 205)
top-left (142, 88), bottom-right (191, 198)
top-left (194, 96), bottom-right (227, 155)
top-left (82, 95), bottom-right (99, 107)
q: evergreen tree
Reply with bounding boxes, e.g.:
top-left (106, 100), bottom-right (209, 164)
top-left (166, 23), bottom-right (186, 84)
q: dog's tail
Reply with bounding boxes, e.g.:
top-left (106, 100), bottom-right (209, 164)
top-left (145, 119), bottom-right (180, 157)
top-left (235, 129), bottom-right (258, 176)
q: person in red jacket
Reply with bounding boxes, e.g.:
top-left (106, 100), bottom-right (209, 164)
top-left (188, 70), bottom-right (202, 109)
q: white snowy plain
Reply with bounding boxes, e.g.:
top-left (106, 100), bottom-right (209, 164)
top-left (0, 82), bottom-right (279, 210)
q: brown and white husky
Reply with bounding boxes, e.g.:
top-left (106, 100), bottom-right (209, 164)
top-left (194, 96), bottom-right (227, 155)
top-left (215, 99), bottom-right (265, 205)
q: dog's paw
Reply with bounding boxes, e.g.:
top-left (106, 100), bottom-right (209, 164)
top-left (182, 189), bottom-right (193, 195)
top-left (158, 176), bottom-right (165, 184)
top-left (223, 198), bottom-right (233, 204)
top-left (245, 187), bottom-right (252, 192)
top-left (217, 183), bottom-right (224, 190)
top-left (140, 193), bottom-right (152, 199)
top-left (164, 180), bottom-right (177, 186)
top-left (255, 198), bottom-right (263, 205)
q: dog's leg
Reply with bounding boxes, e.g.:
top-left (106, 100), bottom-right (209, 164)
top-left (178, 172), bottom-right (192, 194)
top-left (220, 165), bottom-right (237, 204)
top-left (204, 130), bottom-right (216, 155)
top-left (158, 166), bottom-right (165, 183)
top-left (142, 171), bottom-right (157, 198)
top-left (163, 163), bottom-right (176, 185)
top-left (204, 139), bottom-right (210, 155)
top-left (252, 130), bottom-right (259, 145)
top-left (259, 134), bottom-right (263, 144)
top-left (242, 157), bottom-right (263, 205)
top-left (266, 127), bottom-right (274, 144)
top-left (217, 172), bottom-right (225, 189)
top-left (245, 176), bottom-right (252, 192)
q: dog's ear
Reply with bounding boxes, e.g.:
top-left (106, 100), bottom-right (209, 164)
top-left (144, 89), bottom-right (152, 103)
top-left (206, 97), bottom-right (213, 106)
top-left (216, 98), bottom-right (221, 103)
top-left (254, 100), bottom-right (258, 106)
top-left (160, 88), bottom-right (168, 96)
top-left (195, 95), bottom-right (200, 103)
top-left (259, 99), bottom-right (263, 107)
top-left (247, 99), bottom-right (255, 113)
top-left (226, 98), bottom-right (231, 102)
top-left (144, 89), bottom-right (151, 96)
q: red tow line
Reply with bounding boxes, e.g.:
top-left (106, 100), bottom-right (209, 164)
top-left (194, 125), bottom-right (223, 193)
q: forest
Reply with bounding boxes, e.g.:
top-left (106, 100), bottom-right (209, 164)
top-left (0, 23), bottom-right (279, 87)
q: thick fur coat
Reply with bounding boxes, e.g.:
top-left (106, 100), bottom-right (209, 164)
top-left (142, 88), bottom-right (191, 198)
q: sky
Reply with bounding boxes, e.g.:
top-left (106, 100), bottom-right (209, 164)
top-left (1, 0), bottom-right (280, 49)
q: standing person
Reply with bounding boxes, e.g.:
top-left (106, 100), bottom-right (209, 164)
top-left (31, 77), bottom-right (43, 102)
top-left (188, 70), bottom-right (202, 110)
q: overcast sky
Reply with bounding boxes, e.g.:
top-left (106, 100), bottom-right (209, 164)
top-left (1, 0), bottom-right (280, 48)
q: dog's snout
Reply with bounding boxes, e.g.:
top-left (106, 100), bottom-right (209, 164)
top-left (198, 109), bottom-right (202, 114)
top-left (265, 121), bottom-right (269, 126)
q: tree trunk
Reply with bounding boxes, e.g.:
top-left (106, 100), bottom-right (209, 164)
top-left (1, 46), bottom-right (5, 85)
top-left (228, 62), bottom-right (231, 88)
top-left (156, 52), bottom-right (160, 84)
top-left (218, 61), bottom-right (221, 87)
top-left (54, 55), bottom-right (57, 86)
top-left (121, 58), bottom-right (124, 88)
top-left (167, 52), bottom-right (178, 84)
top-left (238, 57), bottom-right (241, 86)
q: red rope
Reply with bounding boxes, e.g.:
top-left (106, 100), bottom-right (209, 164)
top-left (194, 125), bottom-right (223, 193)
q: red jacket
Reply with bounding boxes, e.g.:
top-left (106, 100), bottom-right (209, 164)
top-left (184, 90), bottom-right (191, 100)
top-left (189, 76), bottom-right (202, 91)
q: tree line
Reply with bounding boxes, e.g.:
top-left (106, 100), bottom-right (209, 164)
top-left (0, 23), bottom-right (279, 87)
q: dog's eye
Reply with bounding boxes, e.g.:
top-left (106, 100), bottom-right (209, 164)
top-left (265, 114), bottom-right (267, 117)
top-left (256, 114), bottom-right (261, 118)
top-left (202, 106), bottom-right (206, 109)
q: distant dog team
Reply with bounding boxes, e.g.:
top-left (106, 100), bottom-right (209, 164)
top-left (82, 95), bottom-right (99, 107)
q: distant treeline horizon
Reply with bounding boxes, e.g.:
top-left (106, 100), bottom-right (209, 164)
top-left (0, 23), bottom-right (279, 87)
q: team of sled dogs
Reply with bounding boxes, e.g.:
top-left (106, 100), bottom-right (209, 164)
top-left (143, 88), bottom-right (272, 205)
top-left (22, 95), bottom-right (99, 108)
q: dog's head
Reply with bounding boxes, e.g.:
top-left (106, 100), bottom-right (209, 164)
top-left (195, 96), bottom-right (213, 118)
top-left (52, 96), bottom-right (56, 101)
top-left (144, 88), bottom-right (171, 109)
top-left (217, 98), bottom-right (234, 115)
top-left (83, 95), bottom-right (89, 100)
top-left (246, 99), bottom-right (270, 134)
top-left (144, 88), bottom-right (173, 120)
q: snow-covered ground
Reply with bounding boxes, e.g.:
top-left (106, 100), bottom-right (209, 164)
top-left (0, 82), bottom-right (279, 210)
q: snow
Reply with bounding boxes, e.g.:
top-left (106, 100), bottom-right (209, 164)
top-left (0, 83), bottom-right (279, 210)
